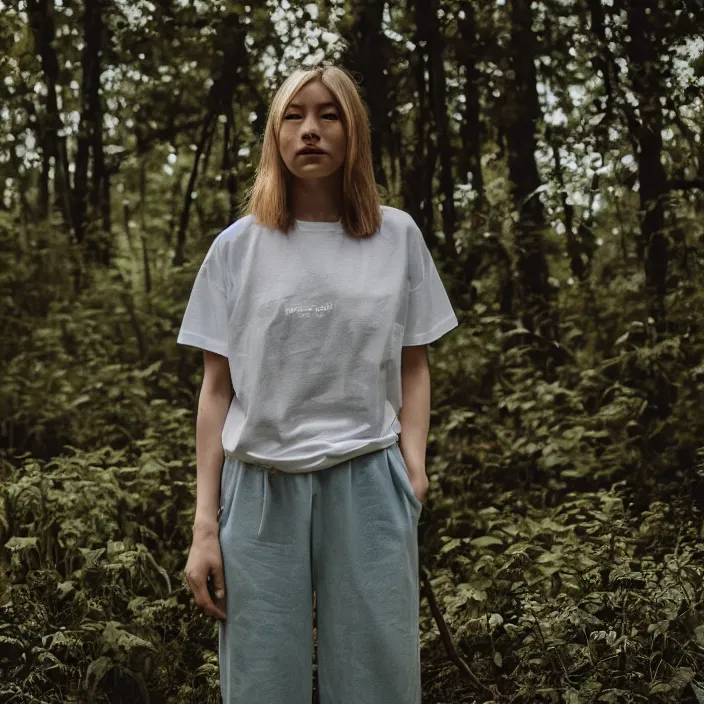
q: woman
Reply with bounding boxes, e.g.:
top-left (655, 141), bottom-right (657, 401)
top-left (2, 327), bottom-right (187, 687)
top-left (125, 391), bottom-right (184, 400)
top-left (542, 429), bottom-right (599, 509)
top-left (178, 64), bottom-right (458, 704)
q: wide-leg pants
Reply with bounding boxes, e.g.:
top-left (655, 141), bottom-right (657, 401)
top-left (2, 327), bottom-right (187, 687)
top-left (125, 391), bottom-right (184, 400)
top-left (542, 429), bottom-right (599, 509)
top-left (217, 441), bottom-right (423, 704)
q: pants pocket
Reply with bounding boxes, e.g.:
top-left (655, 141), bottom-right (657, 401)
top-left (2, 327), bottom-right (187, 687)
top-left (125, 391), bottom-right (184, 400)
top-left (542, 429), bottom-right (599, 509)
top-left (388, 443), bottom-right (423, 518)
top-left (219, 461), bottom-right (295, 545)
top-left (255, 471), bottom-right (296, 545)
top-left (219, 457), bottom-right (239, 528)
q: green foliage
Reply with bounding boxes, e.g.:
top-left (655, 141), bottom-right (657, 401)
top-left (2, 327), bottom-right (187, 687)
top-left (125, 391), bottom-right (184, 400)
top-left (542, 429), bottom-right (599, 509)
top-left (0, 448), bottom-right (224, 703)
top-left (1, 0), bottom-right (704, 701)
top-left (5, 229), bottom-right (704, 701)
top-left (417, 273), bottom-right (704, 701)
top-left (0, 234), bottom-right (226, 701)
top-left (421, 487), bottom-right (704, 702)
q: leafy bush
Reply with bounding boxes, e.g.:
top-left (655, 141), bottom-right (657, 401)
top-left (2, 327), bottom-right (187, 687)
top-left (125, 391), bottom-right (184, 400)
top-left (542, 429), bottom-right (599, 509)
top-left (3, 213), bottom-right (704, 702)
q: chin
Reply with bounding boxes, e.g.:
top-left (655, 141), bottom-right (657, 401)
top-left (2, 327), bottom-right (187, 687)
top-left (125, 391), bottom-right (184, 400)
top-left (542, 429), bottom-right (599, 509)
top-left (292, 166), bottom-right (344, 181)
top-left (295, 171), bottom-right (336, 181)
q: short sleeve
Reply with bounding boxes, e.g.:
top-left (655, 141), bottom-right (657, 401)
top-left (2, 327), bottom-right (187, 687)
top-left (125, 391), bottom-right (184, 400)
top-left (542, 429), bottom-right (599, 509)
top-left (403, 222), bottom-right (459, 346)
top-left (176, 237), bottom-right (229, 357)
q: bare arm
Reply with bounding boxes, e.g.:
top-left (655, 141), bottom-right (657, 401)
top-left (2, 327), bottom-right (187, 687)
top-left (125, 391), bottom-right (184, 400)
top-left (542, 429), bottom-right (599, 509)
top-left (398, 344), bottom-right (430, 477)
top-left (397, 344), bottom-right (431, 504)
top-left (192, 350), bottom-right (234, 537)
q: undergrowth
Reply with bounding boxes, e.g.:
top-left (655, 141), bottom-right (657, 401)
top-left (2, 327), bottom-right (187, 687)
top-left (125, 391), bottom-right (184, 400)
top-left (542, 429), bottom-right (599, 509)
top-left (2, 225), bottom-right (704, 703)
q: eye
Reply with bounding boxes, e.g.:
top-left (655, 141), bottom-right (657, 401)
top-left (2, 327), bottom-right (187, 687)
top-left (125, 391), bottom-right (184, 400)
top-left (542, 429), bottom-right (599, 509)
top-left (323, 113), bottom-right (339, 120)
top-left (283, 113), bottom-right (301, 120)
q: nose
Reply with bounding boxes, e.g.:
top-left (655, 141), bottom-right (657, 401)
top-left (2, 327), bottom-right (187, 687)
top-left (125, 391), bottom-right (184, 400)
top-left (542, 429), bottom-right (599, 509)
top-left (300, 113), bottom-right (320, 140)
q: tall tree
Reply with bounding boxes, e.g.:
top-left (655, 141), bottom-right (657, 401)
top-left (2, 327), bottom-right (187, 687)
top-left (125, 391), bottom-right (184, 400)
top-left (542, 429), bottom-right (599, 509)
top-left (173, 11), bottom-right (247, 267)
top-left (26, 0), bottom-right (74, 229)
top-left (505, 0), bottom-right (557, 340)
top-left (624, 0), bottom-right (669, 334)
top-left (416, 0), bottom-right (458, 260)
top-left (74, 0), bottom-right (110, 265)
top-left (339, 0), bottom-right (392, 191)
top-left (403, 0), bottom-right (435, 241)
top-left (457, 0), bottom-right (485, 214)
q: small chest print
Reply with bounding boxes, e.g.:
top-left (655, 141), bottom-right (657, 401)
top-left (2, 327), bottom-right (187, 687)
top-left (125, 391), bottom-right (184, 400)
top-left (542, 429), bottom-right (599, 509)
top-left (285, 301), bottom-right (334, 319)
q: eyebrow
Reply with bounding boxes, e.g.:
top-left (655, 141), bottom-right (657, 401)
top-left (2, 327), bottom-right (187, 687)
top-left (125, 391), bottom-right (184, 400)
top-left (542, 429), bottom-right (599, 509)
top-left (286, 102), bottom-right (339, 110)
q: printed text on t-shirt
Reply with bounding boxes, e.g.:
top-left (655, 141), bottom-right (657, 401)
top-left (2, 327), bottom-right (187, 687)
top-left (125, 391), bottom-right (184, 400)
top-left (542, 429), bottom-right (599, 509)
top-left (285, 301), bottom-right (335, 319)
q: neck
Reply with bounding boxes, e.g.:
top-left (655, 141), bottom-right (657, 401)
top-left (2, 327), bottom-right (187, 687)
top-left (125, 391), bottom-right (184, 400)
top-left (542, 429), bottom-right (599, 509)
top-left (289, 172), bottom-right (343, 222)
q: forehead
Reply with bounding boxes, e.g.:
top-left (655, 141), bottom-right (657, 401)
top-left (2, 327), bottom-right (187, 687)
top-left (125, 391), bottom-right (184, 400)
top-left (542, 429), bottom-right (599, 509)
top-left (286, 80), bottom-right (339, 109)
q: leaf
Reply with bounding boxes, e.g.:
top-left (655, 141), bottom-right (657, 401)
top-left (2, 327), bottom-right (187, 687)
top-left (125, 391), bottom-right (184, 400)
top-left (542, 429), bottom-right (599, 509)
top-left (140, 545), bottom-right (172, 595)
top-left (690, 680), bottom-right (704, 703)
top-left (440, 538), bottom-right (463, 554)
top-left (471, 535), bottom-right (503, 548)
top-left (505, 542), bottom-right (531, 556)
top-left (493, 651), bottom-right (502, 667)
top-left (489, 613), bottom-right (504, 629)
top-left (649, 683), bottom-right (672, 694)
top-left (100, 621), bottom-right (156, 664)
top-left (561, 467), bottom-right (591, 478)
top-left (647, 620), bottom-right (670, 636)
top-left (85, 656), bottom-right (114, 696)
top-left (56, 580), bottom-right (76, 598)
top-left (535, 550), bottom-right (559, 564)
top-left (669, 667), bottom-right (695, 691)
top-left (456, 582), bottom-right (487, 602)
top-left (71, 394), bottom-right (91, 407)
top-left (4, 536), bottom-right (39, 552)
top-left (694, 625), bottom-right (704, 647)
top-left (523, 565), bottom-right (550, 586)
top-left (78, 547), bottom-right (106, 567)
top-left (598, 690), bottom-right (634, 702)
top-left (135, 360), bottom-right (162, 378)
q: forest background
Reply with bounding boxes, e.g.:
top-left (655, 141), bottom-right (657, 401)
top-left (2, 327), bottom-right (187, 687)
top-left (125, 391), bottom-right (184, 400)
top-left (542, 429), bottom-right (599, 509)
top-left (1, 0), bottom-right (704, 702)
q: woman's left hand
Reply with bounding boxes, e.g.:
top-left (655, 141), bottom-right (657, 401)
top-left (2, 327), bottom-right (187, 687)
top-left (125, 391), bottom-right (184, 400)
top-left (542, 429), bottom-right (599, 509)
top-left (409, 472), bottom-right (429, 505)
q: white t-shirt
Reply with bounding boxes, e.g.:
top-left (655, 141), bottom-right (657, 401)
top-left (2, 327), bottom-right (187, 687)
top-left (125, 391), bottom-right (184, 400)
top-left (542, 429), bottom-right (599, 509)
top-left (177, 205), bottom-right (459, 473)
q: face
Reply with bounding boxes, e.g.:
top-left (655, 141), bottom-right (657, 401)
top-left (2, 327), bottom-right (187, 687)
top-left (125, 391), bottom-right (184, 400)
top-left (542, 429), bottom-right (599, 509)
top-left (278, 79), bottom-right (347, 181)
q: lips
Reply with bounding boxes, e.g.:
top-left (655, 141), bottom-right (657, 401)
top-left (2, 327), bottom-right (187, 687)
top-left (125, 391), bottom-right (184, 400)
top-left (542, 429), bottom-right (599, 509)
top-left (297, 148), bottom-right (326, 155)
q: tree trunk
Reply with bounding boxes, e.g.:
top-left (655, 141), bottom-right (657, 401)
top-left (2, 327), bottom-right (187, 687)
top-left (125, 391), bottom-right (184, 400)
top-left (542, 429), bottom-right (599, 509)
top-left (222, 103), bottom-right (239, 224)
top-left (458, 0), bottom-right (485, 212)
top-left (75, 0), bottom-right (109, 265)
top-left (506, 0), bottom-right (557, 340)
top-left (173, 12), bottom-right (245, 265)
top-left (542, 16), bottom-right (586, 281)
top-left (173, 114), bottom-right (216, 267)
top-left (26, 0), bottom-right (74, 234)
top-left (625, 0), bottom-right (669, 334)
top-left (418, 0), bottom-right (458, 260)
top-left (91, 3), bottom-right (111, 251)
top-left (405, 0), bottom-right (434, 243)
top-left (39, 133), bottom-right (50, 220)
top-left (339, 0), bottom-right (391, 190)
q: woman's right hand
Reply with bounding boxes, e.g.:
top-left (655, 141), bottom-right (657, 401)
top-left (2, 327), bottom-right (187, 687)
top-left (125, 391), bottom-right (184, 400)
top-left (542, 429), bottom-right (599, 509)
top-left (183, 524), bottom-right (227, 621)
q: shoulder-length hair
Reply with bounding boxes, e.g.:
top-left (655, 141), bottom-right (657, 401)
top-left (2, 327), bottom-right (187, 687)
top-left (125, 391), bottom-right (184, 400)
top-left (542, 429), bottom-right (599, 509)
top-left (241, 64), bottom-right (382, 239)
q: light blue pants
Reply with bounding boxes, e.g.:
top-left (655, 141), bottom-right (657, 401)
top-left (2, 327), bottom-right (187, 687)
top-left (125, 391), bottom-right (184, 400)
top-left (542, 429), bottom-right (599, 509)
top-left (217, 442), bottom-right (423, 704)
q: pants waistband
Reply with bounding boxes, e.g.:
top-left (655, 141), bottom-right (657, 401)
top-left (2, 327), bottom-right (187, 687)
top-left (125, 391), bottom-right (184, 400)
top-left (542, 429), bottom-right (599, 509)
top-left (224, 450), bottom-right (282, 474)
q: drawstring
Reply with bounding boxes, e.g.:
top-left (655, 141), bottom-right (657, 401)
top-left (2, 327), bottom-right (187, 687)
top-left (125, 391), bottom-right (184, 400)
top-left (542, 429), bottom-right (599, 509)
top-left (257, 464), bottom-right (279, 540)
top-left (258, 469), bottom-right (269, 539)
top-left (222, 452), bottom-right (280, 535)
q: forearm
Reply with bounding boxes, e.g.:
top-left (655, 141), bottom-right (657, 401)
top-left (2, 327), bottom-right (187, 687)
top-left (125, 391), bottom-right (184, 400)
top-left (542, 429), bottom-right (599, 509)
top-left (193, 386), bottom-right (231, 533)
top-left (397, 358), bottom-right (431, 478)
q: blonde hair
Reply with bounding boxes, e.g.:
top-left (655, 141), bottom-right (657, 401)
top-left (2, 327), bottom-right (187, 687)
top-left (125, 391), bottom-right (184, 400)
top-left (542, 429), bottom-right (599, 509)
top-left (241, 64), bottom-right (382, 238)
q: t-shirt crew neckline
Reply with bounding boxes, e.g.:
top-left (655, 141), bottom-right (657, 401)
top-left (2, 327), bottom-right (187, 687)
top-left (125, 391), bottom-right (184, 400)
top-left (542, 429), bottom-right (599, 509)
top-left (294, 218), bottom-right (343, 234)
